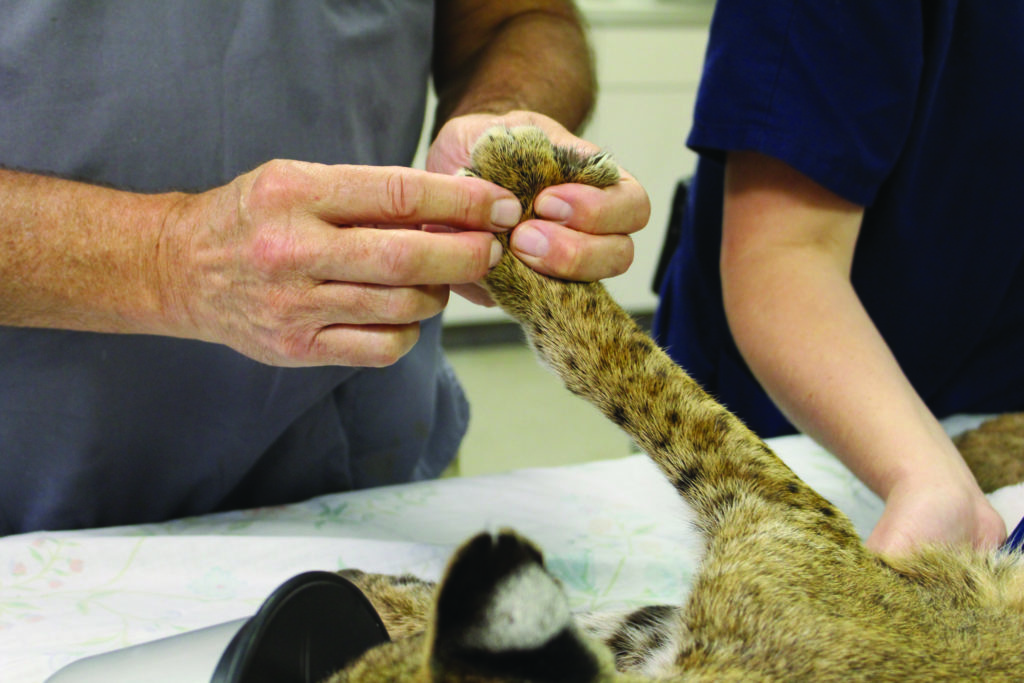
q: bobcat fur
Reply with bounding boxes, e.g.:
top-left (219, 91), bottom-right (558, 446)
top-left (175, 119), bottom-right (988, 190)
top-left (325, 126), bottom-right (1024, 682)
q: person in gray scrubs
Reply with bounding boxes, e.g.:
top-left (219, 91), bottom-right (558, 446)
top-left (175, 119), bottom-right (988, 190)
top-left (0, 1), bottom-right (650, 534)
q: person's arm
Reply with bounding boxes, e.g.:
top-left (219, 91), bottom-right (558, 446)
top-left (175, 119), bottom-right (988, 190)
top-left (0, 168), bottom-right (173, 334)
top-left (720, 150), bottom-right (1005, 556)
top-left (428, 0), bottom-right (650, 296)
top-left (0, 1), bottom-right (646, 365)
top-left (433, 0), bottom-right (594, 132)
top-left (0, 161), bottom-right (522, 366)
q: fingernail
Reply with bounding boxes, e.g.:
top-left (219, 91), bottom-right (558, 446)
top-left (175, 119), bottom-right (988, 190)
top-left (513, 225), bottom-right (549, 258)
top-left (536, 195), bottom-right (571, 222)
top-left (489, 239), bottom-right (504, 267)
top-left (491, 198), bottom-right (522, 229)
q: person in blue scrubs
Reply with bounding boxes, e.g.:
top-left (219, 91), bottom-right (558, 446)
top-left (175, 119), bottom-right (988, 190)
top-left (0, 1), bottom-right (649, 535)
top-left (655, 1), bottom-right (1022, 556)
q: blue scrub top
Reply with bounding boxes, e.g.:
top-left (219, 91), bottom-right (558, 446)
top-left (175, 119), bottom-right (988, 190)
top-left (0, 1), bottom-right (469, 534)
top-left (654, 0), bottom-right (1024, 437)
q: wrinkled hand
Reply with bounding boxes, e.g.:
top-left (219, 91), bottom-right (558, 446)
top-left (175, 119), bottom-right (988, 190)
top-left (867, 477), bottom-right (1006, 557)
top-left (157, 159), bottom-right (522, 366)
top-left (427, 111), bottom-right (651, 306)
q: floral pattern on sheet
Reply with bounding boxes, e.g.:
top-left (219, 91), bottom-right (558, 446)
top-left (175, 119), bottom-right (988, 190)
top-left (1, 457), bottom-right (700, 682)
top-left (6, 419), bottom-right (1000, 683)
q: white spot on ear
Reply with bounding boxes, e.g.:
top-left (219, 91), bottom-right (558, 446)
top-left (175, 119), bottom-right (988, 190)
top-left (459, 564), bottom-right (571, 652)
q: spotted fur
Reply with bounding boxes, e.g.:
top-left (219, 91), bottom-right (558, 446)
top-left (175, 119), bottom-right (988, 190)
top-left (954, 413), bottom-right (1024, 493)
top-left (326, 127), bottom-right (1024, 682)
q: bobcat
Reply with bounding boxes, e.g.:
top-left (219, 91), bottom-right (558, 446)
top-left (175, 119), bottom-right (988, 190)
top-left (326, 127), bottom-right (1024, 681)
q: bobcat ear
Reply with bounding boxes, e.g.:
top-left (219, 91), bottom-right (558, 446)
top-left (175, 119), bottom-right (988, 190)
top-left (429, 531), bottom-right (606, 682)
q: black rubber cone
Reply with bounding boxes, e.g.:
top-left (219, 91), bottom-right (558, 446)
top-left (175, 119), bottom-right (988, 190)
top-left (212, 571), bottom-right (390, 683)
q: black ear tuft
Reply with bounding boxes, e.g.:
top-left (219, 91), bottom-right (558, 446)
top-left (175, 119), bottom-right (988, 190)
top-left (434, 531), bottom-right (546, 643)
top-left (431, 531), bottom-right (604, 682)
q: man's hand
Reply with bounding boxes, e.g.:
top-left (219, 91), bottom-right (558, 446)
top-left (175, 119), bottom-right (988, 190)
top-left (427, 111), bottom-right (650, 305)
top-left (158, 159), bottom-right (523, 366)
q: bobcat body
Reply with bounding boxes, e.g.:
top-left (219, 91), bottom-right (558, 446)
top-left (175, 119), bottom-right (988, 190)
top-left (327, 127), bottom-right (1024, 681)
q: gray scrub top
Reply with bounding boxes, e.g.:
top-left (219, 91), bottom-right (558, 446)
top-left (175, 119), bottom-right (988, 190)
top-left (0, 0), bottom-right (469, 534)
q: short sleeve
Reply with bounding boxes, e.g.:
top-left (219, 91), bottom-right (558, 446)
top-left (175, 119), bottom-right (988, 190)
top-left (687, 0), bottom-right (925, 206)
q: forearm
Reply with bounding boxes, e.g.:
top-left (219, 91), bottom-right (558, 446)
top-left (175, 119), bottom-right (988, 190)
top-left (719, 150), bottom-right (974, 497)
top-left (433, 1), bottom-right (595, 131)
top-left (0, 168), bottom-right (181, 334)
top-left (721, 150), bottom-right (1001, 553)
top-left (723, 248), bottom-right (977, 500)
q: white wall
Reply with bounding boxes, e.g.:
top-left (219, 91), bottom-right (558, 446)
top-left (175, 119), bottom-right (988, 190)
top-left (418, 1), bottom-right (712, 325)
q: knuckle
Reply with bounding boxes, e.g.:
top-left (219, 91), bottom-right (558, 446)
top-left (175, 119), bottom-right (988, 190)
top-left (631, 182), bottom-right (654, 228)
top-left (569, 181), bottom-right (650, 237)
top-left (336, 324), bottom-right (419, 368)
top-left (558, 237), bottom-right (589, 281)
top-left (372, 326), bottom-right (420, 366)
top-left (381, 169), bottom-right (423, 222)
top-left (249, 228), bottom-right (302, 276)
top-left (243, 290), bottom-right (324, 366)
top-left (617, 236), bottom-right (636, 273)
top-left (605, 235), bottom-right (635, 278)
top-left (468, 257), bottom-right (491, 283)
top-left (556, 233), bottom-right (634, 282)
top-left (380, 288), bottom-right (420, 324)
top-left (242, 163), bottom-right (310, 277)
top-left (579, 197), bottom-right (610, 234)
top-left (457, 242), bottom-right (491, 283)
top-left (263, 284), bottom-right (303, 321)
top-left (271, 324), bottom-right (320, 365)
top-left (364, 286), bottom-right (441, 325)
top-left (248, 159), bottom-right (302, 210)
top-left (377, 231), bottom-right (417, 283)
top-left (365, 347), bottom-right (402, 368)
top-left (451, 179), bottom-right (483, 226)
